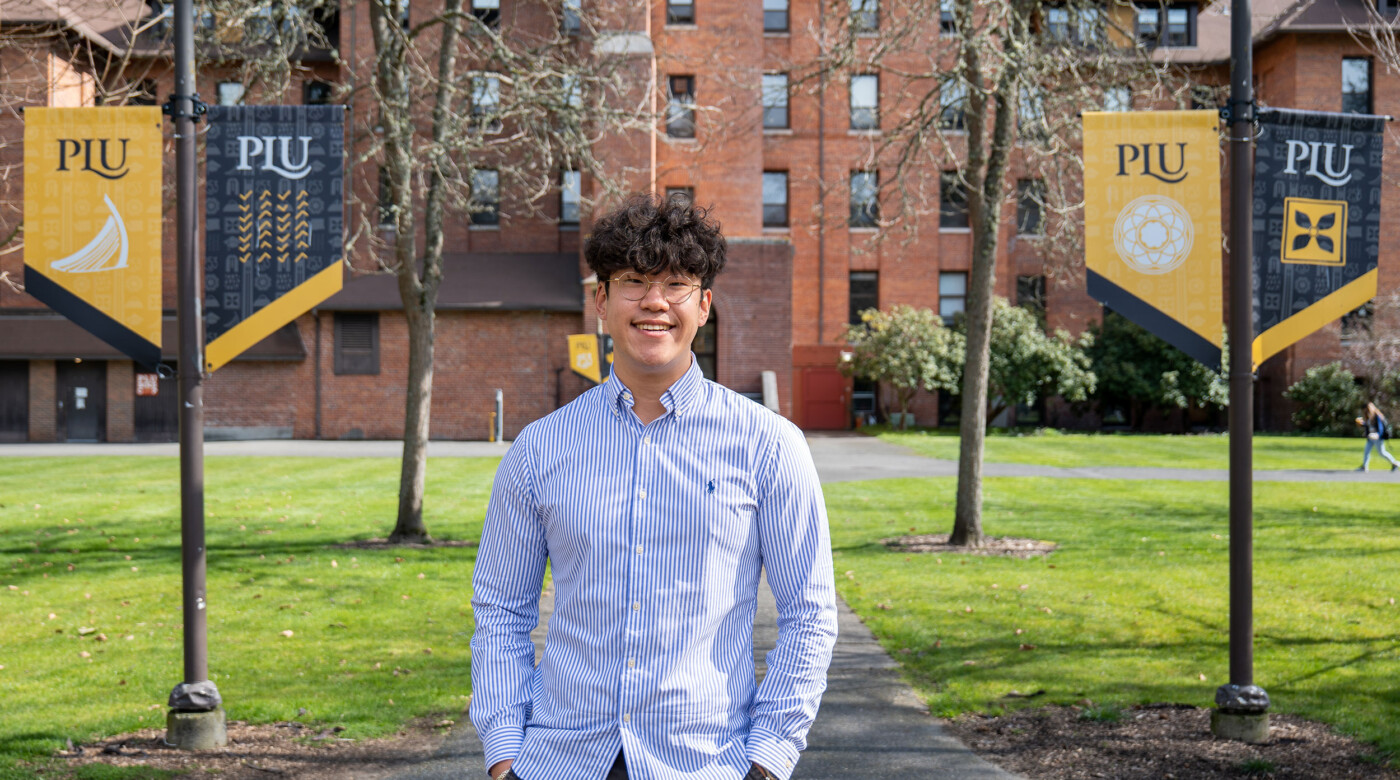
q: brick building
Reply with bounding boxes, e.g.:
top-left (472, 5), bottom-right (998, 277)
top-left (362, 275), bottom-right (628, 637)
top-left (1, 0), bottom-right (1396, 442)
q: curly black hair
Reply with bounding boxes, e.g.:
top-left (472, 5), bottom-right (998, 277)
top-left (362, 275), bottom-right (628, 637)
top-left (585, 193), bottom-right (727, 291)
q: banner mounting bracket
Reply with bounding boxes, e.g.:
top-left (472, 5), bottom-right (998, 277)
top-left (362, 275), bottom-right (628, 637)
top-left (162, 93), bottom-right (209, 123)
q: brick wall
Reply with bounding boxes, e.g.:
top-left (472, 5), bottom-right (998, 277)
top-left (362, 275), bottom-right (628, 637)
top-left (107, 361), bottom-right (134, 442)
top-left (28, 361), bottom-right (55, 442)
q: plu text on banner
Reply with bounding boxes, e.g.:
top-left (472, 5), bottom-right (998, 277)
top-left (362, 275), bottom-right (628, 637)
top-left (1082, 110), bottom-right (1223, 370)
top-left (204, 105), bottom-right (345, 372)
top-left (23, 107), bottom-right (164, 369)
top-left (1252, 108), bottom-right (1386, 369)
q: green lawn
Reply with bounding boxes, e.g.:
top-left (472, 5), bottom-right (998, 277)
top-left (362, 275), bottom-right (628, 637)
top-left (0, 456), bottom-right (498, 779)
top-left (876, 427), bottom-right (1369, 471)
top-left (1, 453), bottom-right (1396, 776)
top-left (825, 476), bottom-right (1400, 764)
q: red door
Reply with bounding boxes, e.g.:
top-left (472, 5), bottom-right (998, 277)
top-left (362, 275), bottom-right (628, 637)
top-left (801, 367), bottom-right (848, 430)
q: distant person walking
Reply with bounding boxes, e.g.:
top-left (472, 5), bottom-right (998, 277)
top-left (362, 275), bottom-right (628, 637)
top-left (1355, 402), bottom-right (1399, 472)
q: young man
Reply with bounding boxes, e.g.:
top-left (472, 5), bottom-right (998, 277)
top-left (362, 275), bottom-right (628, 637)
top-left (470, 194), bottom-right (837, 780)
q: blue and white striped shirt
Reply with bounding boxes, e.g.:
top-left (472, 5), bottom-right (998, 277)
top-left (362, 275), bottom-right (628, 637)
top-left (470, 358), bottom-right (837, 780)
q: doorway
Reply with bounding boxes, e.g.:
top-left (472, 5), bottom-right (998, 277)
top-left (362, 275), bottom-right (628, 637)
top-left (55, 361), bottom-right (106, 442)
top-left (0, 362), bottom-right (27, 442)
top-left (800, 367), bottom-right (848, 430)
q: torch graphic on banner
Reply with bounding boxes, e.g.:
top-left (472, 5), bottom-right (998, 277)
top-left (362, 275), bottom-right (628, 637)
top-left (23, 107), bottom-right (164, 369)
top-left (1082, 110), bottom-right (1223, 370)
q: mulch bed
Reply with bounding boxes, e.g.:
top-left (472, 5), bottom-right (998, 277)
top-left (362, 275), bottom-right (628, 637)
top-left (884, 533), bottom-right (1059, 558)
top-left (49, 717), bottom-right (454, 779)
top-left (943, 704), bottom-right (1399, 779)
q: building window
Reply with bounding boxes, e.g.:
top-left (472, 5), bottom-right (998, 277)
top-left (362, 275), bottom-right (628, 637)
top-left (850, 74), bottom-right (879, 131)
top-left (561, 74), bottom-right (583, 111)
top-left (1342, 300), bottom-right (1373, 339)
top-left (561, 170), bottom-right (581, 226)
top-left (471, 74), bottom-right (502, 132)
top-left (762, 171), bottom-right (788, 228)
top-left (304, 80), bottom-right (332, 105)
top-left (217, 81), bottom-right (245, 106)
top-left (940, 0), bottom-right (956, 35)
top-left (694, 309), bottom-right (717, 380)
top-left (850, 171), bottom-right (879, 228)
top-left (666, 186), bottom-right (694, 205)
top-left (667, 75), bottom-right (696, 138)
top-left (939, 171), bottom-right (968, 230)
top-left (1104, 85), bottom-right (1131, 112)
top-left (1046, 6), bottom-right (1101, 44)
top-left (131, 79), bottom-right (158, 105)
top-left (334, 313), bottom-right (380, 375)
top-left (1379, 0), bottom-right (1399, 17)
top-left (851, 0), bottom-right (878, 32)
top-left (1342, 58), bottom-right (1372, 114)
top-left (939, 272), bottom-right (967, 324)
top-left (939, 79), bottom-right (966, 131)
top-left (1016, 179), bottom-right (1044, 235)
top-left (764, 0), bottom-right (788, 32)
top-left (849, 271), bottom-right (878, 325)
top-left (668, 0), bottom-right (694, 25)
top-left (1018, 85), bottom-right (1046, 136)
top-left (398, 0), bottom-right (410, 28)
top-left (1137, 4), bottom-right (1195, 48)
top-left (563, 0), bottom-right (581, 33)
top-left (378, 167), bottom-right (397, 229)
top-left (470, 169), bottom-right (500, 226)
top-left (471, 0), bottom-right (499, 27)
top-left (1017, 274), bottom-right (1046, 324)
top-left (762, 73), bottom-right (789, 129)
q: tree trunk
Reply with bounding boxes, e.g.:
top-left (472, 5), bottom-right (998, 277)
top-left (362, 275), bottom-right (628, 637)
top-left (391, 303), bottom-right (436, 542)
top-left (950, 8), bottom-right (1021, 547)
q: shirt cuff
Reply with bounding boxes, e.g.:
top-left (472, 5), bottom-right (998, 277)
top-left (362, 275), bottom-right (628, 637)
top-left (746, 727), bottom-right (800, 780)
top-left (480, 725), bottom-right (525, 774)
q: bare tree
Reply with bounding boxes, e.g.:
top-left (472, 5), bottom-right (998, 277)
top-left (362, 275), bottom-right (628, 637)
top-left (796, 0), bottom-right (1189, 545)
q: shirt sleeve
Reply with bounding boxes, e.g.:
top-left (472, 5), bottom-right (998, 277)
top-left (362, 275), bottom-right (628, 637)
top-left (745, 420), bottom-right (839, 780)
top-left (470, 435), bottom-right (549, 773)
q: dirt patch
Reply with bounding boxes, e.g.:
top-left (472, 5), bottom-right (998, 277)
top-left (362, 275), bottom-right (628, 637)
top-left (50, 717), bottom-right (456, 779)
top-left (885, 534), bottom-right (1058, 558)
top-left (331, 538), bottom-right (477, 550)
top-left (943, 704), bottom-right (1398, 779)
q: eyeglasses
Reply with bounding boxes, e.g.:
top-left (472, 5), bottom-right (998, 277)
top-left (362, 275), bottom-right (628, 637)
top-left (608, 274), bottom-right (702, 303)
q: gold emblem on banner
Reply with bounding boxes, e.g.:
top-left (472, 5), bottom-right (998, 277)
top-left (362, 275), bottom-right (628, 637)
top-left (1281, 197), bottom-right (1346, 266)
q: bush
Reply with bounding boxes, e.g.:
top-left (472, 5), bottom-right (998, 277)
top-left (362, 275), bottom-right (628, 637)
top-left (1284, 362), bottom-right (1365, 434)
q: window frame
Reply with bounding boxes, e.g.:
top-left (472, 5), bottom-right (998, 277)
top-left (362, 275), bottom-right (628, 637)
top-left (303, 80), bottom-right (332, 105)
top-left (850, 73), bottom-right (879, 131)
top-left (334, 312), bottom-right (381, 375)
top-left (667, 75), bottom-right (696, 138)
top-left (471, 0), bottom-right (500, 28)
top-left (939, 79), bottom-right (966, 131)
top-left (217, 81), bottom-right (245, 106)
top-left (1342, 57), bottom-right (1373, 115)
top-left (939, 271), bottom-right (968, 324)
top-left (939, 0), bottom-right (957, 35)
top-left (939, 171), bottom-right (969, 231)
top-left (470, 73), bottom-right (503, 133)
top-left (1136, 3), bottom-right (1196, 48)
top-left (762, 170), bottom-right (789, 228)
top-left (763, 0), bottom-right (789, 32)
top-left (561, 170), bottom-right (581, 226)
top-left (848, 271), bottom-right (878, 325)
top-left (667, 0), bottom-right (695, 25)
top-left (849, 170), bottom-right (879, 229)
top-left (470, 168), bottom-right (500, 227)
top-left (850, 0), bottom-right (878, 33)
top-left (563, 0), bottom-right (581, 33)
top-left (762, 73), bottom-right (790, 130)
top-left (1016, 179), bottom-right (1045, 237)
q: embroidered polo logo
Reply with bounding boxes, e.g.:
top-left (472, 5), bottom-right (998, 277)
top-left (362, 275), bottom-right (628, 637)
top-left (707, 480), bottom-right (715, 494)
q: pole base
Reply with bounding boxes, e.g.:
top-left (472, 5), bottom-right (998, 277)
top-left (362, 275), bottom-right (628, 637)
top-left (166, 706), bottom-right (228, 750)
top-left (1210, 709), bottom-right (1269, 743)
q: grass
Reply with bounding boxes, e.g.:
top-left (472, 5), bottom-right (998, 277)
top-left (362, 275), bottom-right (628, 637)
top-left (0, 456), bottom-right (498, 778)
top-left (874, 426), bottom-right (1368, 471)
top-left (823, 475), bottom-right (1400, 764)
top-left (2, 448), bottom-right (1397, 774)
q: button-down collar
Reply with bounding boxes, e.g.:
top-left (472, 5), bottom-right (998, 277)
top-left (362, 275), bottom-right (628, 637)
top-left (603, 354), bottom-right (705, 421)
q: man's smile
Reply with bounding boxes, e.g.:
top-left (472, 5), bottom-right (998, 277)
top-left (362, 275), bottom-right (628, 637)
top-left (634, 321), bottom-right (675, 333)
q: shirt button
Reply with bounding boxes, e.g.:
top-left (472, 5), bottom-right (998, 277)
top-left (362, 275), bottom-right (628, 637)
top-left (632, 601), bottom-right (640, 611)
top-left (636, 545), bottom-right (643, 555)
top-left (638, 489), bottom-right (646, 499)
top-left (643, 436), bottom-right (651, 445)
top-left (623, 713), bottom-right (631, 723)
top-left (628, 658), bottom-right (636, 668)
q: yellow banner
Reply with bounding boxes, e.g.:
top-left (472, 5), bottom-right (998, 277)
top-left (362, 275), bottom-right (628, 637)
top-left (1083, 110), bottom-right (1223, 369)
top-left (568, 334), bottom-right (602, 384)
top-left (24, 107), bottom-right (163, 367)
